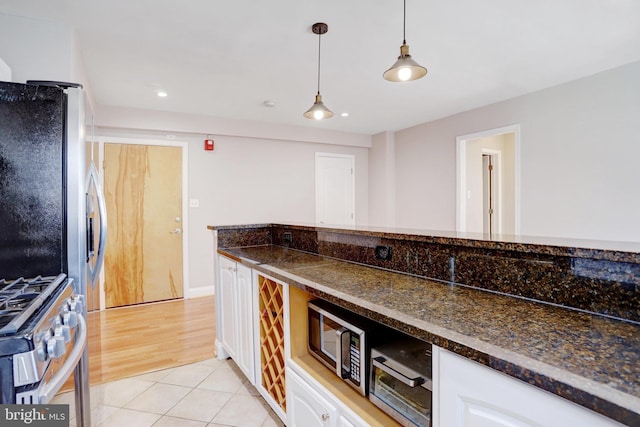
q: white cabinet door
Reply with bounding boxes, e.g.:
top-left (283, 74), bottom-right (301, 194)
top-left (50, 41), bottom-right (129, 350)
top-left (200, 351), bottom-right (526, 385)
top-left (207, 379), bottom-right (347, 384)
top-left (288, 368), bottom-right (337, 427)
top-left (236, 262), bottom-right (255, 384)
top-left (337, 416), bottom-right (356, 427)
top-left (218, 256), bottom-right (237, 359)
top-left (435, 347), bottom-right (623, 427)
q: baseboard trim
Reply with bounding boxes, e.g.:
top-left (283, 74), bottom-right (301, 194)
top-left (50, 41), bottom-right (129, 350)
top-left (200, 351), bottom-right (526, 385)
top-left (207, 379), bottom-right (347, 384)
top-left (187, 286), bottom-right (215, 298)
top-left (216, 340), bottom-right (230, 360)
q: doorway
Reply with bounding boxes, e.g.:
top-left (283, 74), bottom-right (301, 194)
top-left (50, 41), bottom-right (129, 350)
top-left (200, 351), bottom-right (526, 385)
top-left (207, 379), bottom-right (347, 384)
top-left (101, 138), bottom-right (188, 308)
top-left (456, 125), bottom-right (520, 236)
top-left (315, 153), bottom-right (355, 226)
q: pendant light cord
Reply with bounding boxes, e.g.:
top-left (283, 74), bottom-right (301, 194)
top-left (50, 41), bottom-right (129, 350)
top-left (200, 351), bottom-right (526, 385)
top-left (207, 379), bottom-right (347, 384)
top-left (403, 0), bottom-right (407, 45)
top-left (316, 31), bottom-right (322, 95)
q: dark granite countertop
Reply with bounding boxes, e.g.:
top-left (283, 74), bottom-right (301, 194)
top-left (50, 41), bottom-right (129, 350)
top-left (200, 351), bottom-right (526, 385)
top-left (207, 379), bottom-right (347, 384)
top-left (209, 222), bottom-right (640, 263)
top-left (218, 245), bottom-right (640, 426)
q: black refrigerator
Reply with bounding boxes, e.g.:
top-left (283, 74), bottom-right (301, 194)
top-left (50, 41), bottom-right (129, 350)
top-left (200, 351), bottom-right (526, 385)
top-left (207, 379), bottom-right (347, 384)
top-left (0, 80), bottom-right (107, 427)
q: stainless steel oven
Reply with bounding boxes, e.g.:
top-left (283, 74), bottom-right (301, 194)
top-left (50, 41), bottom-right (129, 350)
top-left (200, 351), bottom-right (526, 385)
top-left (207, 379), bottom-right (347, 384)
top-left (1, 275), bottom-right (87, 404)
top-left (369, 338), bottom-right (433, 427)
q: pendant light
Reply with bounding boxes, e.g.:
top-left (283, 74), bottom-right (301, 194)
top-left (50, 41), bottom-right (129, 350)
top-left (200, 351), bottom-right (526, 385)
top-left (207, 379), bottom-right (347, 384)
top-left (304, 22), bottom-right (333, 120)
top-left (383, 0), bottom-right (427, 82)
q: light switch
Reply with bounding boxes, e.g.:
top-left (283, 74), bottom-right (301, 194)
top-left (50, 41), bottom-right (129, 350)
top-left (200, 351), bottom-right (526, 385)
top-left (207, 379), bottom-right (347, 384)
top-left (189, 199), bottom-right (199, 208)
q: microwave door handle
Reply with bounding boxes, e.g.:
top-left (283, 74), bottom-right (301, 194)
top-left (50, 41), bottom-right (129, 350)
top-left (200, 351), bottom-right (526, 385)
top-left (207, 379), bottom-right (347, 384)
top-left (372, 356), bottom-right (425, 388)
top-left (336, 328), bottom-right (350, 379)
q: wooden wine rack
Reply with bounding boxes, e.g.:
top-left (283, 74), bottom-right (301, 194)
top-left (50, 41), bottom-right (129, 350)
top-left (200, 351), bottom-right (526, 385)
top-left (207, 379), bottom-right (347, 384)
top-left (258, 275), bottom-right (286, 412)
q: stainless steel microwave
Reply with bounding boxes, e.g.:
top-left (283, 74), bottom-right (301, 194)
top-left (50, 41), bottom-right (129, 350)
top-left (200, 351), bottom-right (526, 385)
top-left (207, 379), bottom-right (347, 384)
top-left (308, 299), bottom-right (383, 395)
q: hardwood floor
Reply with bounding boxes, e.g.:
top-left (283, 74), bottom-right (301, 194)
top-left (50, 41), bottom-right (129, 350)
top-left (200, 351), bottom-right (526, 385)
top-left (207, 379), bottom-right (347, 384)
top-left (62, 296), bottom-right (216, 391)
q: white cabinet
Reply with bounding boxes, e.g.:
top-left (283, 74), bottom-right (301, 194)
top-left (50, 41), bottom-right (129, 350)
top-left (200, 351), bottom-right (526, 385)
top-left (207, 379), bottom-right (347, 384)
top-left (434, 347), bottom-right (623, 427)
top-left (216, 256), bottom-right (256, 384)
top-left (338, 417), bottom-right (357, 427)
top-left (288, 367), bottom-right (337, 427)
top-left (235, 262), bottom-right (255, 382)
top-left (218, 256), bottom-right (236, 359)
top-left (287, 364), bottom-right (371, 427)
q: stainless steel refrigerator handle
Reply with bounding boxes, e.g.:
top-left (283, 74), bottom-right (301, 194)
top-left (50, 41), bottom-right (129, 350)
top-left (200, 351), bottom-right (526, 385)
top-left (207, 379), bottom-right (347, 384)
top-left (94, 164), bottom-right (108, 277)
top-left (86, 162), bottom-right (108, 286)
top-left (38, 313), bottom-right (87, 403)
top-left (372, 356), bottom-right (425, 388)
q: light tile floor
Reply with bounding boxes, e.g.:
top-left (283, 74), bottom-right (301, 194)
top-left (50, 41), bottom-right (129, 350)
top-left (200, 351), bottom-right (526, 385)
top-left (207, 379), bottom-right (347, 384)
top-left (52, 358), bottom-right (284, 427)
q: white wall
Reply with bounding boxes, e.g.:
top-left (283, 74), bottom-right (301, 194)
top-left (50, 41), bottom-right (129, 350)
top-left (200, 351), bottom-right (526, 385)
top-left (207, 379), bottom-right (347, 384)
top-left (393, 60), bottom-right (640, 243)
top-left (0, 13), bottom-right (95, 108)
top-left (0, 13), bottom-right (73, 83)
top-left (502, 133), bottom-right (516, 234)
top-left (368, 132), bottom-right (396, 227)
top-left (465, 138), bottom-right (488, 234)
top-left (97, 119), bottom-right (370, 295)
top-left (96, 105), bottom-right (371, 149)
top-left (394, 122), bottom-right (458, 232)
top-left (0, 57), bottom-right (11, 81)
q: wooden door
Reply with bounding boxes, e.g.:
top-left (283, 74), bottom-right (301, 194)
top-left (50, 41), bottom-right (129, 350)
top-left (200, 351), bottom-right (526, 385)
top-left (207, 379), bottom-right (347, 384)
top-left (103, 143), bottom-right (183, 308)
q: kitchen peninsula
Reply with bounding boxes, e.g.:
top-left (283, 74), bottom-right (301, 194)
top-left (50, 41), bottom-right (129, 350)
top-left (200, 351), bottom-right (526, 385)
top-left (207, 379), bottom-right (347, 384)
top-left (209, 223), bottom-right (639, 426)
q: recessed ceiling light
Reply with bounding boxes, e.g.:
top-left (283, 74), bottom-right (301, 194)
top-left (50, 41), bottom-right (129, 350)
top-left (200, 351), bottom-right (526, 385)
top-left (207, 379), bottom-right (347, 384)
top-left (341, 112), bottom-right (349, 117)
top-left (157, 91), bottom-right (168, 98)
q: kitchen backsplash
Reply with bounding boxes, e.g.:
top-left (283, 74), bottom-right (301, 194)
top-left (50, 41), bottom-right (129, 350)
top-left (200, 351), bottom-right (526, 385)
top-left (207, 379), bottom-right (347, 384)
top-left (215, 224), bottom-right (640, 323)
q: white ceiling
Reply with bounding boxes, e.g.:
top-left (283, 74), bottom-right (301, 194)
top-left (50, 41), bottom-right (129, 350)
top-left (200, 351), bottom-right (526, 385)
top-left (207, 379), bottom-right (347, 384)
top-left (2, 0), bottom-right (640, 135)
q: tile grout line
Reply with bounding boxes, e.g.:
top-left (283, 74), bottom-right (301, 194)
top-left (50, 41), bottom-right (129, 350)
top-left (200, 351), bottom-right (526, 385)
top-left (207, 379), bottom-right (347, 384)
top-left (53, 358), bottom-right (282, 427)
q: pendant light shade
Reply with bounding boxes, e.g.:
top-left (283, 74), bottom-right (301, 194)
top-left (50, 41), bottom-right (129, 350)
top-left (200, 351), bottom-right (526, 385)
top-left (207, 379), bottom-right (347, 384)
top-left (304, 93), bottom-right (333, 120)
top-left (304, 22), bottom-right (333, 120)
top-left (384, 0), bottom-right (427, 82)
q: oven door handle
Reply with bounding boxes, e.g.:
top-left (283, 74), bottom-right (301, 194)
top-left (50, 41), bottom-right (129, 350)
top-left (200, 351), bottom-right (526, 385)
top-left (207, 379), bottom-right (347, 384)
top-left (38, 313), bottom-right (87, 403)
top-left (372, 356), bottom-right (426, 388)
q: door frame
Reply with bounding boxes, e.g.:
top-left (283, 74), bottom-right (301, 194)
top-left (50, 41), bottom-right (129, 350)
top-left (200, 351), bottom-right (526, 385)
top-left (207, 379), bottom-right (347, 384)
top-left (481, 149), bottom-right (501, 235)
top-left (96, 136), bottom-right (189, 310)
top-left (456, 124), bottom-right (520, 235)
top-left (314, 152), bottom-right (356, 226)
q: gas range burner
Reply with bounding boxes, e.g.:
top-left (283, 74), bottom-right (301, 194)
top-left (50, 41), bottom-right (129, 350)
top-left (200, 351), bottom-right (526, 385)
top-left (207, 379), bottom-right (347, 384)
top-left (0, 274), bottom-right (67, 335)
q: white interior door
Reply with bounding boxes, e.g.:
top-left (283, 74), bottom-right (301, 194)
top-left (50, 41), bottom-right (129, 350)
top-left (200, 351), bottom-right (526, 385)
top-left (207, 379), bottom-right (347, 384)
top-left (315, 153), bottom-right (355, 226)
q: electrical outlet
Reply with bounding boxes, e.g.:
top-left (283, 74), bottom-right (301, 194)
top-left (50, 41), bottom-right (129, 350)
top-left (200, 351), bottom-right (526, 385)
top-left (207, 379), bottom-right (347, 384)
top-left (374, 245), bottom-right (392, 261)
top-left (283, 232), bottom-right (292, 243)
